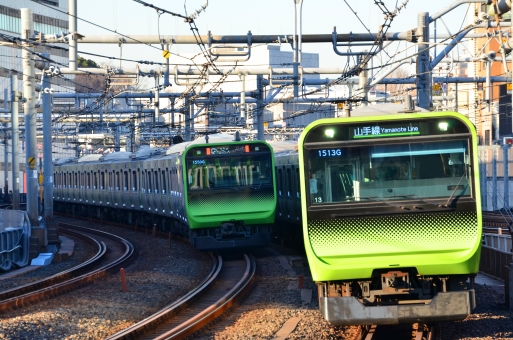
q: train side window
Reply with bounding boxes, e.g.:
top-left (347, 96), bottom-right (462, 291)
top-left (161, 170), bottom-right (166, 194)
top-left (123, 171), bottom-right (128, 191)
top-left (141, 170), bottom-right (145, 193)
top-left (295, 167), bottom-right (300, 197)
top-left (132, 170), bottom-right (137, 191)
top-left (169, 169), bottom-right (173, 193)
top-left (73, 172), bottom-right (77, 188)
top-left (155, 170), bottom-right (159, 194)
top-left (148, 170), bottom-right (152, 192)
top-left (115, 171), bottom-right (120, 190)
top-left (93, 172), bottom-right (98, 189)
top-left (87, 172), bottom-right (91, 189)
top-left (286, 168), bottom-right (292, 196)
top-left (100, 172), bottom-right (105, 190)
top-left (278, 168), bottom-right (283, 196)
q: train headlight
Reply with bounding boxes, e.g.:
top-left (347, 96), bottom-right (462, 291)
top-left (439, 122), bottom-right (448, 131)
top-left (325, 129), bottom-right (335, 138)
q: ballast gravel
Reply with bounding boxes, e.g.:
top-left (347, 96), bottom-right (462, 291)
top-left (0, 217), bottom-right (511, 340)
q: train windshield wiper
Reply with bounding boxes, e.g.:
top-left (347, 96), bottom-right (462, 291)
top-left (443, 169), bottom-right (469, 207)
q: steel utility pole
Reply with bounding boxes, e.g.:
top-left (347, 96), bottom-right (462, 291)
top-left (292, 0), bottom-right (303, 98)
top-left (42, 53), bottom-right (53, 225)
top-left (417, 12), bottom-right (431, 110)
top-left (21, 8), bottom-right (38, 225)
top-left (10, 74), bottom-right (20, 210)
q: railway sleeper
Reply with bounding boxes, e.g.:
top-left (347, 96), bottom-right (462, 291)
top-left (318, 269), bottom-right (476, 326)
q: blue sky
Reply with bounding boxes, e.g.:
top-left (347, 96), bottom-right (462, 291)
top-left (74, 0), bottom-right (474, 69)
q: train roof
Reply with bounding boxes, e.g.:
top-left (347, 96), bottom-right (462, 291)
top-left (164, 134), bottom-right (240, 156)
top-left (77, 154), bottom-right (102, 163)
top-left (130, 147), bottom-right (166, 160)
top-left (270, 140), bottom-right (298, 154)
top-left (99, 152), bottom-right (132, 161)
top-left (350, 103), bottom-right (428, 116)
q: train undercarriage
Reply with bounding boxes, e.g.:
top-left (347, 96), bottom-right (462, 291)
top-left (317, 268), bottom-right (476, 326)
top-left (54, 201), bottom-right (271, 250)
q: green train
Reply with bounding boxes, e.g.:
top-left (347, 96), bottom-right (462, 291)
top-left (53, 135), bottom-right (277, 250)
top-left (274, 111), bottom-right (482, 326)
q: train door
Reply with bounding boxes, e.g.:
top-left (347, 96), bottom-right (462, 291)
top-left (121, 170), bottom-right (130, 209)
top-left (146, 169), bottom-right (154, 212)
top-left (100, 170), bottom-right (106, 206)
top-left (326, 163), bottom-right (356, 203)
top-left (160, 168), bottom-right (169, 213)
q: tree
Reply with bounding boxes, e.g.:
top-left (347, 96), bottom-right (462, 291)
top-left (375, 66), bottom-right (412, 97)
top-left (77, 56), bottom-right (100, 68)
top-left (75, 55), bottom-right (107, 93)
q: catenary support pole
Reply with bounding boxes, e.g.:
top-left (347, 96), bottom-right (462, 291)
top-left (417, 12), bottom-right (431, 110)
top-left (68, 0), bottom-right (77, 70)
top-left (22, 8), bottom-right (38, 225)
top-left (42, 56), bottom-right (53, 225)
top-left (256, 75), bottom-right (264, 140)
top-left (10, 74), bottom-right (19, 210)
top-left (481, 161), bottom-right (488, 211)
top-left (240, 73), bottom-right (246, 119)
top-left (493, 148), bottom-right (498, 211)
top-left (3, 127), bottom-right (8, 201)
top-left (504, 145), bottom-right (510, 209)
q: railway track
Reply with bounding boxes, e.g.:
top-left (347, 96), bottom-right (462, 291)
top-left (106, 253), bottom-right (257, 340)
top-left (360, 323), bottom-right (434, 340)
top-left (482, 212), bottom-right (512, 234)
top-left (0, 222), bottom-right (135, 312)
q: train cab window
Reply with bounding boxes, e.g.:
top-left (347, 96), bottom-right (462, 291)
top-left (101, 172), bottom-right (105, 190)
top-left (307, 139), bottom-right (472, 205)
top-left (161, 170), bottom-right (166, 194)
top-left (132, 170), bottom-right (137, 192)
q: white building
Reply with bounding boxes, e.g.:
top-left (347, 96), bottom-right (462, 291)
top-left (0, 0), bottom-right (72, 191)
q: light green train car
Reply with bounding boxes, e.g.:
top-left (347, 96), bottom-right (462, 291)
top-left (184, 139), bottom-right (277, 249)
top-left (298, 111), bottom-right (481, 326)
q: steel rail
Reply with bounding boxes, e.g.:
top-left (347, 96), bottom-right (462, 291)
top-left (0, 223), bottom-right (135, 312)
top-left (107, 253), bottom-right (257, 340)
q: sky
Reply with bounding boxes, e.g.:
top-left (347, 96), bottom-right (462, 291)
top-left (70, 0), bottom-right (474, 73)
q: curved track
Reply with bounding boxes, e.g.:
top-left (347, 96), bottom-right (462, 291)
top-left (107, 253), bottom-right (257, 340)
top-left (482, 212), bottom-right (512, 234)
top-left (0, 222), bottom-right (135, 312)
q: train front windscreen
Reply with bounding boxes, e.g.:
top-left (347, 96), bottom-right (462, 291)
top-left (185, 143), bottom-right (273, 193)
top-left (303, 117), bottom-right (476, 215)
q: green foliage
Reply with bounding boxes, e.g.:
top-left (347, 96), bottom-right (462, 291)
top-left (77, 56), bottom-right (99, 68)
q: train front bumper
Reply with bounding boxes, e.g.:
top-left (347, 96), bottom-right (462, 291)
top-left (320, 290), bottom-right (475, 326)
top-left (192, 232), bottom-right (271, 250)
